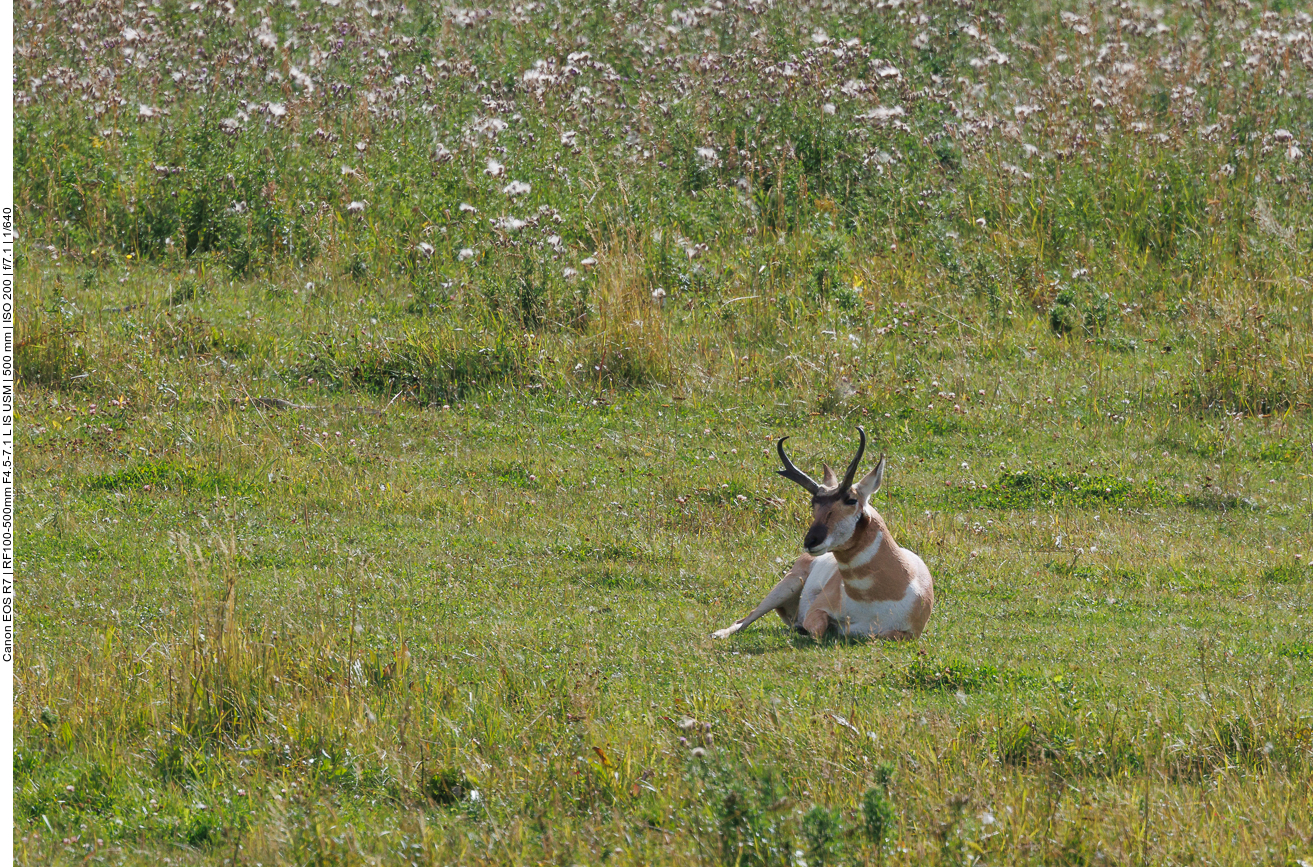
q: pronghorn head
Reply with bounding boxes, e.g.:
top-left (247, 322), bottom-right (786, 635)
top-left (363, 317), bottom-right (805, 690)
top-left (777, 428), bottom-right (886, 555)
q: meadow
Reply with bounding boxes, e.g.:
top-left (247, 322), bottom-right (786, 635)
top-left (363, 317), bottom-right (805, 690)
top-left (12, 0), bottom-right (1313, 863)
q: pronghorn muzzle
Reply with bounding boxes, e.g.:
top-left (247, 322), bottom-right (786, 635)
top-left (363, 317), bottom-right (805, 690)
top-left (803, 522), bottom-right (830, 552)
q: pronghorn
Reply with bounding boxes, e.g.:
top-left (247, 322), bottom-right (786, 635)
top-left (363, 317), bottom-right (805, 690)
top-left (712, 428), bottom-right (934, 641)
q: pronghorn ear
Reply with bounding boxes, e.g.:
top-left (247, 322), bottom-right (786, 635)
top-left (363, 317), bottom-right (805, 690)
top-left (853, 453), bottom-right (887, 503)
top-left (820, 463), bottom-right (839, 488)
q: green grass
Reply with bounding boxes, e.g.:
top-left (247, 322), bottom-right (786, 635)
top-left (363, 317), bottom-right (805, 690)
top-left (13, 0), bottom-right (1313, 864)
top-left (83, 460), bottom-right (253, 496)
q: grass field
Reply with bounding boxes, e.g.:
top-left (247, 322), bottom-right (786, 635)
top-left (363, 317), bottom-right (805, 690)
top-left (12, 0), bottom-right (1313, 863)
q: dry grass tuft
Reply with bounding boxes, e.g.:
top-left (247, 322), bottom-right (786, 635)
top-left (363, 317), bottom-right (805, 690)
top-left (577, 239), bottom-right (674, 389)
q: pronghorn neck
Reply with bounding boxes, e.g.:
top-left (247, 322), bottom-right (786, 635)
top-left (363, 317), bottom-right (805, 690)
top-left (831, 508), bottom-right (896, 572)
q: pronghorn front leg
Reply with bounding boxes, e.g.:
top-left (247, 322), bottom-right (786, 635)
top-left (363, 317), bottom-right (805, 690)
top-left (801, 606), bottom-right (835, 640)
top-left (800, 570), bottom-right (844, 640)
top-left (711, 560), bottom-right (810, 640)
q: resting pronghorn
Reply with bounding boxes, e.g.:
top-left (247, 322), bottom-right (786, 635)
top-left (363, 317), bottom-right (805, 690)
top-left (712, 428), bottom-right (934, 641)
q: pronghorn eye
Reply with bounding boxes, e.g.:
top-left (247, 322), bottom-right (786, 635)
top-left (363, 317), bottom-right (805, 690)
top-left (844, 498), bottom-right (858, 506)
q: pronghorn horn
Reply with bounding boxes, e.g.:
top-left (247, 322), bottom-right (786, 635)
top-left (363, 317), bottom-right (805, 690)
top-left (777, 437), bottom-right (821, 495)
top-left (839, 427), bottom-right (867, 492)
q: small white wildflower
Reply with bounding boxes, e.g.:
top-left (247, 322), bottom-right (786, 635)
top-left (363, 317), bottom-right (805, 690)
top-left (138, 104), bottom-right (159, 119)
top-left (469, 117), bottom-right (508, 140)
top-left (289, 66), bottom-right (314, 92)
top-left (256, 23), bottom-right (278, 50)
top-left (912, 31), bottom-right (930, 50)
top-left (493, 216), bottom-right (527, 231)
top-left (432, 142), bottom-right (452, 163)
top-left (346, 200), bottom-right (366, 214)
top-left (267, 102), bottom-right (287, 118)
top-left (1220, 163), bottom-right (1236, 176)
top-left (484, 158), bottom-right (505, 177)
top-left (502, 180), bottom-right (532, 197)
top-left (976, 217), bottom-right (987, 228)
top-left (416, 242), bottom-right (435, 257)
top-left (459, 202), bottom-right (478, 213)
top-left (562, 267), bottom-right (579, 280)
top-left (458, 248), bottom-right (476, 261)
top-left (695, 146), bottom-right (718, 163)
top-left (873, 62), bottom-right (900, 78)
top-left (651, 287), bottom-right (667, 305)
top-left (1023, 143), bottom-right (1040, 157)
top-left (561, 129), bottom-right (578, 146)
top-left (811, 28), bottom-right (830, 44)
top-left (355, 140), bottom-right (368, 152)
top-left (1288, 144), bottom-right (1304, 161)
top-left (122, 26), bottom-right (141, 42)
top-left (580, 256), bottom-right (598, 267)
top-left (823, 103), bottom-right (836, 115)
top-left (1274, 129), bottom-right (1294, 142)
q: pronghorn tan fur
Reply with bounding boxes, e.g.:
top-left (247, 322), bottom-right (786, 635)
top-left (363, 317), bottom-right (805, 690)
top-left (712, 428), bottom-right (934, 641)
